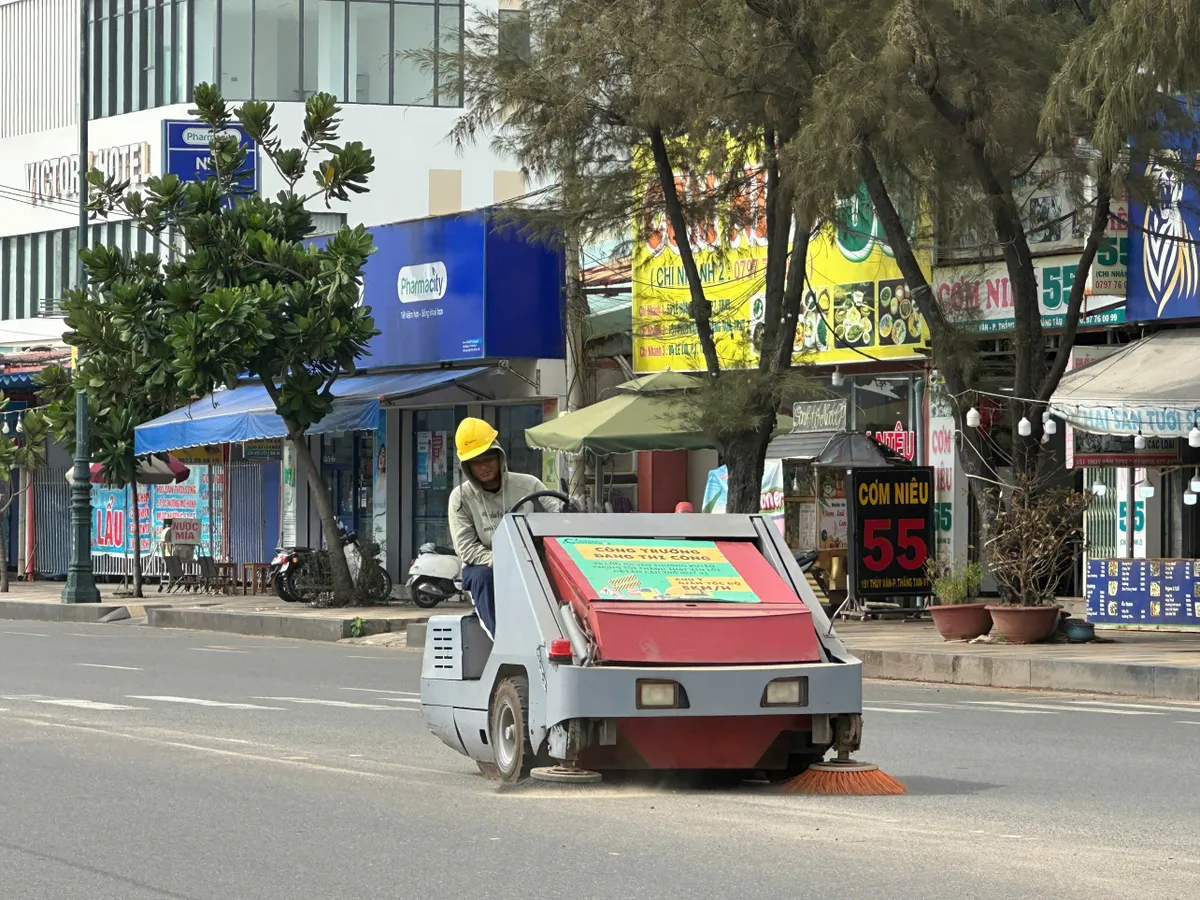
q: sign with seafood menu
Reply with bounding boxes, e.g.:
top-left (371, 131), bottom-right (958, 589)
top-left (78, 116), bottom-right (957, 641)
top-left (632, 170), bottom-right (933, 372)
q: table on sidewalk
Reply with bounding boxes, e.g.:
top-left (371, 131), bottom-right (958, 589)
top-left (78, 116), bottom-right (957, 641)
top-left (242, 563), bottom-right (272, 595)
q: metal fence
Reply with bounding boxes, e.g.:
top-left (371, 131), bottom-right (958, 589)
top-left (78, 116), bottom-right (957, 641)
top-left (33, 466), bottom-right (69, 577)
top-left (228, 462), bottom-right (266, 564)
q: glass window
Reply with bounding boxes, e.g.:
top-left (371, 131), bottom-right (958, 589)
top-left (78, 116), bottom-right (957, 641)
top-left (174, 0), bottom-right (188, 101)
top-left (117, 0), bottom-right (130, 113)
top-left (132, 0), bottom-right (145, 110)
top-left (413, 408), bottom-right (460, 553)
top-left (302, 0), bottom-right (346, 98)
top-left (348, 1), bottom-right (391, 104)
top-left (255, 0), bottom-right (302, 101)
top-left (192, 0), bottom-right (218, 88)
top-left (497, 8), bottom-right (529, 66)
top-left (492, 405), bottom-right (543, 485)
top-left (221, 0), bottom-right (253, 99)
top-left (436, 0), bottom-right (461, 106)
top-left (3, 238), bottom-right (12, 321)
top-left (392, 1), bottom-right (434, 105)
top-left (162, 0), bottom-right (177, 102)
top-left (100, 0), bottom-right (114, 116)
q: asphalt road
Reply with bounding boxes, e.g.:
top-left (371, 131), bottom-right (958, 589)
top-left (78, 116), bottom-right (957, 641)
top-left (2, 622), bottom-right (1198, 900)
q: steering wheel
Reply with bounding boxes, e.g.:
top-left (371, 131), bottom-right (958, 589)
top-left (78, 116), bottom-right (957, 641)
top-left (508, 490), bottom-right (576, 514)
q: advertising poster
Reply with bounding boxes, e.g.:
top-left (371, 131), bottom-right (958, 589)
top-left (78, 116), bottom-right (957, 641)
top-left (431, 431), bottom-right (448, 490)
top-left (416, 431), bottom-right (432, 488)
top-left (849, 467), bottom-right (935, 597)
top-left (550, 537), bottom-right (759, 602)
top-left (372, 409), bottom-right (387, 563)
top-left (701, 460), bottom-right (785, 534)
top-left (91, 485), bottom-right (131, 556)
top-left (1086, 558), bottom-right (1200, 627)
top-left (91, 466), bottom-right (226, 558)
top-left (927, 380), bottom-right (968, 564)
top-left (281, 440), bottom-right (297, 547)
top-left (633, 171), bottom-right (933, 373)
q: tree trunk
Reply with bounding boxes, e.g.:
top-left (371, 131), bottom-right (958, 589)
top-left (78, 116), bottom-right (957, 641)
top-left (0, 493), bottom-right (8, 594)
top-left (130, 476), bottom-right (143, 599)
top-left (288, 430), bottom-right (356, 605)
top-left (721, 410), bottom-right (778, 514)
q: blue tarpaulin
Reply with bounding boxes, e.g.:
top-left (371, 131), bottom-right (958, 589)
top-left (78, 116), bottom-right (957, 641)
top-left (135, 368), bottom-right (488, 455)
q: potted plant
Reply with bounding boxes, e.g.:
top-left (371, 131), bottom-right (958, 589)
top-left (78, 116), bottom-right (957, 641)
top-left (981, 475), bottom-right (1090, 643)
top-left (925, 557), bottom-right (989, 640)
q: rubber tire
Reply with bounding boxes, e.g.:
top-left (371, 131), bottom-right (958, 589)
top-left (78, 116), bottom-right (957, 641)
top-left (489, 676), bottom-right (533, 784)
top-left (360, 564), bottom-right (393, 603)
top-left (411, 578), bottom-right (444, 609)
top-left (274, 572), bottom-right (300, 603)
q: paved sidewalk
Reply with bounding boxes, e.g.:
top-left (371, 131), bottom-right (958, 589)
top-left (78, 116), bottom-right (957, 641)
top-left (839, 620), bottom-right (1200, 699)
top-left (0, 581), bottom-right (469, 641)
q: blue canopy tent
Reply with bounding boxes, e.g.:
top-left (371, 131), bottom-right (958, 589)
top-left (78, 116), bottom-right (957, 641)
top-left (135, 368), bottom-right (490, 455)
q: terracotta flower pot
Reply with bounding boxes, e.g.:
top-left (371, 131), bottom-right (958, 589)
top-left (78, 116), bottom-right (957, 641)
top-left (986, 604), bottom-right (1060, 644)
top-left (929, 603), bottom-right (993, 641)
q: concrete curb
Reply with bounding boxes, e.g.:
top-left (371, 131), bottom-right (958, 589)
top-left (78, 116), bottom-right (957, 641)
top-left (0, 600), bottom-right (127, 623)
top-left (145, 607), bottom-right (416, 642)
top-left (849, 645), bottom-right (1200, 700)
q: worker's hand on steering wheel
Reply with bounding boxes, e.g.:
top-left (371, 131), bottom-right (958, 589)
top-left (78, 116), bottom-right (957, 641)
top-left (508, 490), bottom-right (578, 514)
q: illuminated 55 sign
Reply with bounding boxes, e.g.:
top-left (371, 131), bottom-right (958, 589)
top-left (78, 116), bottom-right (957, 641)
top-left (850, 467), bottom-right (935, 597)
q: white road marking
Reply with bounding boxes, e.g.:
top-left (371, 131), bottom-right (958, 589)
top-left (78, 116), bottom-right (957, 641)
top-left (209, 736), bottom-right (254, 745)
top-left (346, 655), bottom-right (389, 660)
top-left (862, 706), bottom-right (935, 714)
top-left (383, 697), bottom-right (421, 704)
top-left (341, 687), bottom-right (420, 696)
top-left (1067, 700), bottom-right (1200, 713)
top-left (128, 695), bottom-right (286, 710)
top-left (974, 708), bottom-right (1057, 715)
top-left (254, 696), bottom-right (414, 711)
top-left (3, 630), bottom-right (47, 637)
top-left (1, 694), bottom-right (143, 710)
top-left (963, 700), bottom-right (1159, 716)
top-left (192, 647), bottom-right (246, 654)
top-left (78, 663), bottom-right (143, 671)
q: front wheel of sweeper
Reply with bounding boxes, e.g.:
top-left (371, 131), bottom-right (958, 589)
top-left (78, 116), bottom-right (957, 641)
top-left (490, 677), bottom-right (533, 784)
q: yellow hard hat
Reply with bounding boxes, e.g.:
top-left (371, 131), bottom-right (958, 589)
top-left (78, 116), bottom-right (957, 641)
top-left (455, 417), bottom-right (499, 462)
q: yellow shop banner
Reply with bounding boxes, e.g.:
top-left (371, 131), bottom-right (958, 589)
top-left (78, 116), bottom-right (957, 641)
top-left (633, 179), bottom-right (933, 372)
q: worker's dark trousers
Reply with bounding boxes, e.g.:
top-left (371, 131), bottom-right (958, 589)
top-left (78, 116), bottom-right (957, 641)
top-left (462, 565), bottom-right (496, 638)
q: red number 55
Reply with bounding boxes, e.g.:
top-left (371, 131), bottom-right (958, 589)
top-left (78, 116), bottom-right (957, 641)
top-left (861, 519), bottom-right (893, 572)
top-left (896, 518), bottom-right (927, 570)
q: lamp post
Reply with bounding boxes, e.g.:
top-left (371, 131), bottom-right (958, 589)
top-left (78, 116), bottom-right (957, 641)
top-left (62, 0), bottom-right (99, 604)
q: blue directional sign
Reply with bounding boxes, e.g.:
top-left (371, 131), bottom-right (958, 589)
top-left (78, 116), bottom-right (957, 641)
top-left (161, 120), bottom-right (259, 195)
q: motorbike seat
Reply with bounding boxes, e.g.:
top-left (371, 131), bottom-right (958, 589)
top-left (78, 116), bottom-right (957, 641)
top-left (419, 543), bottom-right (458, 556)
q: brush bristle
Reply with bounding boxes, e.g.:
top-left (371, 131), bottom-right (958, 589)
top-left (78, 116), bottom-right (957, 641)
top-left (781, 764), bottom-right (907, 796)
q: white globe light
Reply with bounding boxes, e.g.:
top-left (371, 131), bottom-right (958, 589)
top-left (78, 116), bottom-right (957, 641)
top-left (1043, 418), bottom-right (1057, 435)
top-left (1139, 484), bottom-right (1155, 499)
top-left (965, 407), bottom-right (981, 428)
top-left (1017, 417), bottom-right (1032, 437)
top-left (831, 367), bottom-right (844, 387)
top-left (1186, 491), bottom-right (1198, 507)
top-left (1134, 432), bottom-right (1147, 450)
top-left (1192, 472), bottom-right (1200, 493)
top-left (1091, 482), bottom-right (1108, 497)
top-left (1190, 426), bottom-right (1200, 448)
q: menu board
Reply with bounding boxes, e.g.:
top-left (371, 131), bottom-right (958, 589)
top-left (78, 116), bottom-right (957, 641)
top-left (1086, 558), bottom-right (1200, 625)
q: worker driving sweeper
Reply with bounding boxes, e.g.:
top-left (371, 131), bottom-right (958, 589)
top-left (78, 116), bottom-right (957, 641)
top-left (449, 417), bottom-right (562, 638)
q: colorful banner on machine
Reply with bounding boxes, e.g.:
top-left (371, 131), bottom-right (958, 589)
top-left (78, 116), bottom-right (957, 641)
top-left (551, 537), bottom-right (759, 602)
top-left (632, 172), bottom-right (933, 372)
top-left (90, 466), bottom-right (225, 557)
top-left (701, 459), bottom-right (784, 531)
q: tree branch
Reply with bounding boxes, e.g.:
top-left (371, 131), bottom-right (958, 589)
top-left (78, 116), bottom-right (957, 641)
top-left (647, 124), bottom-right (721, 374)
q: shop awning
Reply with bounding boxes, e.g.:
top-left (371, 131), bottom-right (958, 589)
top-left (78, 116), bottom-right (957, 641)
top-left (766, 431), bottom-right (837, 461)
top-left (135, 368), bottom-right (488, 455)
top-left (1049, 331), bottom-right (1200, 438)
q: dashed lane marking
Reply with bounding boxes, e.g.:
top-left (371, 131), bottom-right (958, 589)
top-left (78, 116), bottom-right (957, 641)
top-left (127, 695), bottom-right (287, 710)
top-left (78, 664), bottom-right (143, 671)
top-left (0, 695), bottom-right (143, 711)
top-left (253, 696), bottom-right (415, 711)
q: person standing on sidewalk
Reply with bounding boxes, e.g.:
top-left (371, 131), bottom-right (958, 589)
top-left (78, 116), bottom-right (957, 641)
top-left (448, 418), bottom-right (560, 638)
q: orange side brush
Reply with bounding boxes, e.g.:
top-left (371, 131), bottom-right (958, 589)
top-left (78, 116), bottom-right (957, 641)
top-left (781, 757), bottom-right (907, 796)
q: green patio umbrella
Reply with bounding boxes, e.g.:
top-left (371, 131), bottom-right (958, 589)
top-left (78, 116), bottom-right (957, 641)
top-left (525, 371), bottom-right (792, 455)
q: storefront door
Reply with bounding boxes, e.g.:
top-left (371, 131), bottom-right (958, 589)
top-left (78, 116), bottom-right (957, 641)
top-left (413, 408), bottom-right (464, 554)
top-left (490, 404), bottom-right (544, 485)
top-left (321, 432), bottom-right (374, 537)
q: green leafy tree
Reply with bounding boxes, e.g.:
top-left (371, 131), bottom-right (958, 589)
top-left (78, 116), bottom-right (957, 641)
top-left (81, 86), bottom-right (379, 605)
top-left (0, 402), bottom-right (47, 592)
top-left (37, 241), bottom-right (192, 597)
top-left (438, 0), bottom-right (818, 513)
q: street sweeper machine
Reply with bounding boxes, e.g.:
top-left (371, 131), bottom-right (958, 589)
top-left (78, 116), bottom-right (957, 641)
top-left (420, 492), bottom-right (902, 793)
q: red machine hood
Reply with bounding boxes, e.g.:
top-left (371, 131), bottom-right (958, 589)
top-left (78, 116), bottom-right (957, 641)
top-left (543, 537), bottom-right (822, 665)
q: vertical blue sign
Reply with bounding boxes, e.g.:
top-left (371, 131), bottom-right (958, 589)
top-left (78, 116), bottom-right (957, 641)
top-left (161, 120), bottom-right (259, 195)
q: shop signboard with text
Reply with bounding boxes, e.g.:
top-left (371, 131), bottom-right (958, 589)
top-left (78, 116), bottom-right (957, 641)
top-left (317, 211), bottom-right (565, 369)
top-left (632, 172), bottom-right (933, 372)
top-left (934, 254), bottom-right (1125, 334)
top-left (1127, 118), bottom-right (1200, 322)
top-left (849, 467), bottom-right (935, 597)
top-left (927, 380), bottom-right (967, 564)
top-left (162, 120), bottom-right (259, 196)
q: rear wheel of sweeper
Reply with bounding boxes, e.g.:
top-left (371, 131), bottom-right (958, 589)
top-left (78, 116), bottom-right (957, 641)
top-left (489, 676), bottom-right (534, 784)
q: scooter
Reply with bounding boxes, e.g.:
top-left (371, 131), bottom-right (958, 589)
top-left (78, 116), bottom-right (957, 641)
top-left (270, 545), bottom-right (310, 602)
top-left (406, 543), bottom-right (465, 609)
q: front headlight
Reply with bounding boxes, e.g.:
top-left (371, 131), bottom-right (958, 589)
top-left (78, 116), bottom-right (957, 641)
top-left (762, 677), bottom-right (806, 707)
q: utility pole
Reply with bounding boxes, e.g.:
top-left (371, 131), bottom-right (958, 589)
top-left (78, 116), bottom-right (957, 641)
top-left (62, 0), bottom-right (99, 603)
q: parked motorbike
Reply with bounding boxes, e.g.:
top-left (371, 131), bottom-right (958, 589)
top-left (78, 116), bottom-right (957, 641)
top-left (794, 549), bottom-right (831, 602)
top-left (406, 543), bottom-right (464, 609)
top-left (270, 545), bottom-right (311, 602)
